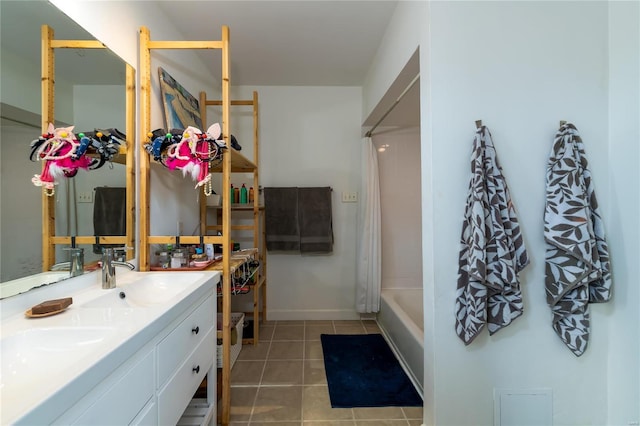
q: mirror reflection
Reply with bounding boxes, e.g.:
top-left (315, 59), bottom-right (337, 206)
top-left (0, 0), bottom-right (133, 297)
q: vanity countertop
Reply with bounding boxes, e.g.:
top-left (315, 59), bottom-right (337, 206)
top-left (0, 269), bottom-right (219, 424)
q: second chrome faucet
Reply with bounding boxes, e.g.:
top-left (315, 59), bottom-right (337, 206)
top-left (101, 247), bottom-right (135, 289)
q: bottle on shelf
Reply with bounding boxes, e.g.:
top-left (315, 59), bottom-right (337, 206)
top-left (249, 186), bottom-right (254, 203)
top-left (230, 184), bottom-right (234, 204)
top-left (233, 186), bottom-right (240, 204)
top-left (240, 184), bottom-right (248, 204)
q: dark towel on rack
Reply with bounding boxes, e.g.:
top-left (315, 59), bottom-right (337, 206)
top-left (298, 187), bottom-right (333, 254)
top-left (93, 187), bottom-right (126, 254)
top-left (264, 187), bottom-right (300, 251)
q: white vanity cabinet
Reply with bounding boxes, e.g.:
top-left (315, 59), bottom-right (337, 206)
top-left (49, 293), bottom-right (216, 426)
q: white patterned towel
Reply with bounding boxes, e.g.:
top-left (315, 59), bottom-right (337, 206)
top-left (544, 122), bottom-right (611, 357)
top-left (455, 126), bottom-right (530, 345)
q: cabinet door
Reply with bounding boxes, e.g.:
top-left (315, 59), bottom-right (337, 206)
top-left (71, 350), bottom-right (154, 425)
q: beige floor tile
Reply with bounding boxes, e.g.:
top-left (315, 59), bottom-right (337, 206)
top-left (305, 341), bottom-right (324, 360)
top-left (333, 325), bottom-right (366, 335)
top-left (251, 386), bottom-right (303, 422)
top-left (363, 323), bottom-right (381, 334)
top-left (302, 386), bottom-right (353, 421)
top-left (273, 325), bottom-right (305, 341)
top-left (407, 420), bottom-right (423, 426)
top-left (262, 360), bottom-right (303, 385)
top-left (228, 422), bottom-right (249, 426)
top-left (252, 422), bottom-right (301, 426)
top-left (259, 325), bottom-right (275, 341)
top-left (237, 342), bottom-right (270, 361)
top-left (354, 421), bottom-right (409, 425)
top-left (401, 406), bottom-right (423, 420)
top-left (269, 341), bottom-right (304, 360)
top-left (229, 386), bottom-right (258, 422)
top-left (230, 360), bottom-right (265, 385)
top-left (303, 421), bottom-right (356, 425)
top-left (352, 406), bottom-right (405, 420)
top-left (305, 320), bottom-right (334, 325)
top-left (332, 320), bottom-right (363, 325)
top-left (303, 360), bottom-right (327, 385)
top-left (306, 325), bottom-right (336, 341)
top-left (278, 320), bottom-right (306, 325)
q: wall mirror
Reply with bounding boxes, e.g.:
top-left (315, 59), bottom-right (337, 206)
top-left (0, 0), bottom-right (135, 298)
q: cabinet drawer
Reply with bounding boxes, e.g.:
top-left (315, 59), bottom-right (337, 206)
top-left (71, 349), bottom-right (154, 425)
top-left (158, 295), bottom-right (214, 385)
top-left (158, 326), bottom-right (214, 426)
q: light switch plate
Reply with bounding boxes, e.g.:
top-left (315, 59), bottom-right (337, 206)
top-left (77, 192), bottom-right (93, 203)
top-left (341, 191), bottom-right (358, 203)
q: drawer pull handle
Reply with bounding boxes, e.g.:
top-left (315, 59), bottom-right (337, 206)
top-left (192, 326), bottom-right (200, 335)
top-left (192, 365), bottom-right (200, 374)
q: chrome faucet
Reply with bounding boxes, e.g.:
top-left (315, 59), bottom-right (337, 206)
top-left (51, 247), bottom-right (85, 278)
top-left (101, 247), bottom-right (135, 289)
top-left (68, 248), bottom-right (85, 277)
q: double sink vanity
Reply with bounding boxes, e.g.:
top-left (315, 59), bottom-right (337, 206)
top-left (0, 269), bottom-right (219, 425)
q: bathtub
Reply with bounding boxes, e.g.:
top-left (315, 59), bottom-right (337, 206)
top-left (377, 288), bottom-right (424, 397)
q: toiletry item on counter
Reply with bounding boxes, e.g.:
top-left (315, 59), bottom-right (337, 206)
top-left (171, 249), bottom-right (187, 268)
top-left (158, 251), bottom-right (170, 269)
top-left (240, 184), bottom-right (248, 204)
top-left (205, 243), bottom-right (215, 261)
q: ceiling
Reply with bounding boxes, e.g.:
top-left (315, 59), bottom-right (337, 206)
top-left (155, 1), bottom-right (399, 87)
top-left (1, 0), bottom-right (419, 128)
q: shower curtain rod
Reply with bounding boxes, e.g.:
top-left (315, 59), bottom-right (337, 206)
top-left (365, 73), bottom-right (420, 138)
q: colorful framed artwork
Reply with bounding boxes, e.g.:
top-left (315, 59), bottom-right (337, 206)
top-left (158, 67), bottom-right (203, 130)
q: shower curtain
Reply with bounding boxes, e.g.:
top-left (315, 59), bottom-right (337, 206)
top-left (356, 137), bottom-right (381, 313)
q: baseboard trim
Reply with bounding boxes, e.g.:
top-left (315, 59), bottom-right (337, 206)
top-left (267, 309), bottom-right (360, 321)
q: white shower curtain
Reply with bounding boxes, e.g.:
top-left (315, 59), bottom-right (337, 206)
top-left (356, 137), bottom-right (381, 313)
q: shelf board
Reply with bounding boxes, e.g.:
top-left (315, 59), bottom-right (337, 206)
top-left (210, 149), bottom-right (256, 173)
top-left (207, 204), bottom-right (264, 211)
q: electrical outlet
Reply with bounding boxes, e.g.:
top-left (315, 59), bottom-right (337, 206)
top-left (77, 192), bottom-right (93, 203)
top-left (341, 191), bottom-right (358, 203)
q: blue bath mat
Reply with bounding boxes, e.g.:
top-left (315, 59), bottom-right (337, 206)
top-left (320, 333), bottom-right (422, 408)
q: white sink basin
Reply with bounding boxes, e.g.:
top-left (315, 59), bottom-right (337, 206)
top-left (1, 327), bottom-right (115, 390)
top-left (81, 272), bottom-right (206, 309)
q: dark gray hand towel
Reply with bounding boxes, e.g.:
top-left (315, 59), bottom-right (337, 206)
top-left (93, 187), bottom-right (126, 254)
top-left (265, 187), bottom-right (300, 251)
top-left (298, 187), bottom-right (333, 254)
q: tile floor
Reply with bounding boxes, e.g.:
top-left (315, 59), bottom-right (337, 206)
top-left (228, 320), bottom-right (423, 425)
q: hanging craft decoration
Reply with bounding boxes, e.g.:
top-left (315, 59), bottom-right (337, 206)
top-left (144, 123), bottom-right (227, 191)
top-left (29, 123), bottom-right (125, 196)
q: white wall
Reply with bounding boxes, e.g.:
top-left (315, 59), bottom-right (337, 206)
top-left (362, 2), bottom-right (424, 121)
top-left (424, 1), bottom-right (636, 425)
top-left (365, 1), bottom-right (638, 425)
top-left (373, 128), bottom-right (422, 290)
top-left (1, 48), bottom-right (74, 123)
top-left (606, 1), bottom-right (640, 423)
top-left (227, 85), bottom-right (362, 320)
top-left (0, 119), bottom-right (43, 281)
